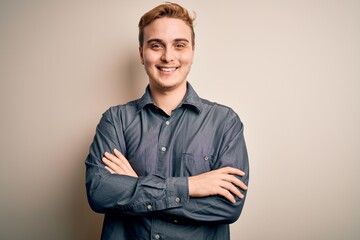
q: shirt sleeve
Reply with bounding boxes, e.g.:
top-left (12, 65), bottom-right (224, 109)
top-left (152, 111), bottom-right (250, 224)
top-left (85, 108), bottom-right (189, 215)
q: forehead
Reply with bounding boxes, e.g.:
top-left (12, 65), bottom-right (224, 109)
top-left (143, 17), bottom-right (192, 42)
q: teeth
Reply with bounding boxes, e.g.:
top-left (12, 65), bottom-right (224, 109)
top-left (160, 67), bottom-right (176, 72)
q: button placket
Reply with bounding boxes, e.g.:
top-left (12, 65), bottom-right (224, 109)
top-left (157, 117), bottom-right (171, 173)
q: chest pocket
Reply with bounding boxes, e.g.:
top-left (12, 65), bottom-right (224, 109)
top-left (181, 153), bottom-right (213, 176)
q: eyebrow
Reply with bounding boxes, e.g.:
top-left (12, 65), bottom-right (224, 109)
top-left (146, 38), bottom-right (190, 45)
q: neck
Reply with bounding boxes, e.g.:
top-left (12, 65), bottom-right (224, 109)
top-left (150, 83), bottom-right (187, 116)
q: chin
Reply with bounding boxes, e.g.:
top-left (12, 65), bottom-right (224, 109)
top-left (153, 79), bottom-right (183, 90)
top-left (158, 83), bottom-right (178, 91)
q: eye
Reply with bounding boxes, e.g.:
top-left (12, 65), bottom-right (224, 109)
top-left (151, 43), bottom-right (163, 49)
top-left (175, 43), bottom-right (186, 49)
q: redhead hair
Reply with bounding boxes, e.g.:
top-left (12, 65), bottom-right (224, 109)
top-left (138, 2), bottom-right (196, 47)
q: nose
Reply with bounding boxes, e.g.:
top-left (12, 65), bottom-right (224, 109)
top-left (161, 48), bottom-right (175, 63)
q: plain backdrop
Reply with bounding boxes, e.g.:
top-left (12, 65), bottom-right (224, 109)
top-left (1, 1), bottom-right (359, 239)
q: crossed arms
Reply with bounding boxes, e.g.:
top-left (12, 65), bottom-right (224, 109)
top-left (103, 149), bottom-right (247, 204)
top-left (86, 108), bottom-right (249, 224)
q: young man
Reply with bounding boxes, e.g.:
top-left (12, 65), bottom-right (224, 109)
top-left (86, 2), bottom-right (249, 239)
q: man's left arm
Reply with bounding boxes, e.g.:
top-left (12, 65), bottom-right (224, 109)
top-left (164, 113), bottom-right (249, 224)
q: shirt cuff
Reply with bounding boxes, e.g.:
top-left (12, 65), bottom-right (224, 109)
top-left (165, 177), bottom-right (189, 208)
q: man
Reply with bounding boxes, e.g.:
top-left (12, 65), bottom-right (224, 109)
top-left (86, 2), bottom-right (249, 239)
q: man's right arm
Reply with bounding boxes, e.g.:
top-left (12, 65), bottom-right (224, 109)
top-left (85, 108), bottom-right (188, 215)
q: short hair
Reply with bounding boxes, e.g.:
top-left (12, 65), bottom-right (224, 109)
top-left (138, 2), bottom-right (196, 47)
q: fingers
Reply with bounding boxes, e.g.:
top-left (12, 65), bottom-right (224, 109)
top-left (207, 167), bottom-right (248, 203)
top-left (219, 179), bottom-right (244, 200)
top-left (113, 149), bottom-right (136, 175)
top-left (218, 166), bottom-right (245, 177)
top-left (217, 167), bottom-right (248, 194)
top-left (215, 178), bottom-right (247, 204)
top-left (102, 149), bottom-right (138, 177)
top-left (218, 187), bottom-right (236, 204)
top-left (188, 167), bottom-right (248, 204)
top-left (105, 166), bottom-right (115, 174)
top-left (222, 174), bottom-right (248, 191)
top-left (102, 153), bottom-right (125, 173)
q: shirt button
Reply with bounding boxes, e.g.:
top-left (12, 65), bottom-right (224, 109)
top-left (147, 204), bottom-right (152, 210)
top-left (160, 147), bottom-right (167, 152)
top-left (165, 120), bottom-right (170, 125)
top-left (155, 234), bottom-right (160, 239)
top-left (204, 156), bottom-right (209, 161)
top-left (175, 197), bottom-right (181, 203)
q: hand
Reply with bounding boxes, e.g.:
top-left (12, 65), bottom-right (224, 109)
top-left (102, 149), bottom-right (138, 177)
top-left (188, 167), bottom-right (247, 204)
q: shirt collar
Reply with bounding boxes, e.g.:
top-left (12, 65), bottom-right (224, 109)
top-left (136, 82), bottom-right (203, 113)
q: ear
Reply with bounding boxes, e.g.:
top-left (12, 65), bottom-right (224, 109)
top-left (139, 47), bottom-right (144, 65)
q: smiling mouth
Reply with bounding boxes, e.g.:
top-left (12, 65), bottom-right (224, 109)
top-left (157, 67), bottom-right (178, 72)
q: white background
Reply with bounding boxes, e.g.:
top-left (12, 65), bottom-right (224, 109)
top-left (1, 1), bottom-right (359, 239)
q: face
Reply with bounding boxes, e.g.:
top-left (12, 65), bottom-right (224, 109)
top-left (139, 17), bottom-right (195, 92)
